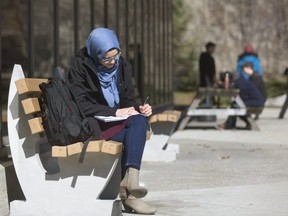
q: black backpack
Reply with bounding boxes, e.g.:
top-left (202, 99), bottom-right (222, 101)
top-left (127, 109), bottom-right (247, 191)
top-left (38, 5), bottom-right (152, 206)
top-left (39, 79), bottom-right (93, 146)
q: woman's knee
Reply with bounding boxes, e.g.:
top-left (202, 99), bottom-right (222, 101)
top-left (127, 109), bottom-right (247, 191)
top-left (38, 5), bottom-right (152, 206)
top-left (128, 114), bottom-right (147, 128)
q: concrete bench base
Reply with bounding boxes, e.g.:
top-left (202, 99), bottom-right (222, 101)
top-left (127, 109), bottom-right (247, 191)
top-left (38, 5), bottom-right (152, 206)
top-left (0, 164), bottom-right (9, 216)
top-left (142, 111), bottom-right (181, 162)
top-left (142, 134), bottom-right (178, 162)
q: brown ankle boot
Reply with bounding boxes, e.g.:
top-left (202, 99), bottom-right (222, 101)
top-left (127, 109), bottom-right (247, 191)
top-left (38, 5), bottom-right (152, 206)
top-left (122, 194), bottom-right (157, 214)
top-left (120, 167), bottom-right (148, 199)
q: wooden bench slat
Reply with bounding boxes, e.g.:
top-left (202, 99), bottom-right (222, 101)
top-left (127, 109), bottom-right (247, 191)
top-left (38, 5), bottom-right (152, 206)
top-left (163, 110), bottom-right (181, 116)
top-left (158, 113), bottom-right (168, 121)
top-left (149, 110), bottom-right (182, 123)
top-left (15, 78), bottom-right (48, 94)
top-left (67, 142), bottom-right (84, 156)
top-left (51, 140), bottom-right (123, 158)
top-left (86, 140), bottom-right (103, 152)
top-left (149, 114), bottom-right (158, 123)
top-left (52, 146), bottom-right (68, 157)
top-left (21, 97), bottom-right (41, 114)
top-left (28, 117), bottom-right (44, 134)
top-left (101, 140), bottom-right (123, 155)
top-left (167, 113), bottom-right (180, 122)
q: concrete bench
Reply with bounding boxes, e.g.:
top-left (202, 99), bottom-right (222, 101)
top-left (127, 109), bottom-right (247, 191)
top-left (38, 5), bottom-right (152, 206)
top-left (7, 64), bottom-right (123, 216)
top-left (142, 110), bottom-right (181, 162)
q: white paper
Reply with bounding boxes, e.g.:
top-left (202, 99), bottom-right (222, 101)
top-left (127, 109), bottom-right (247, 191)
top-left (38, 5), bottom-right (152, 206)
top-left (94, 115), bottom-right (129, 122)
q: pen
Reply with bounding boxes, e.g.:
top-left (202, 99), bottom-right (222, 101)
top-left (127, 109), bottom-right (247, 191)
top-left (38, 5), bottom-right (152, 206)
top-left (143, 96), bottom-right (150, 105)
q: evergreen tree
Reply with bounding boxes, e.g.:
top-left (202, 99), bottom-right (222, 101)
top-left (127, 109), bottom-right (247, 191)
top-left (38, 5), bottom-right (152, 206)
top-left (172, 0), bottom-right (198, 91)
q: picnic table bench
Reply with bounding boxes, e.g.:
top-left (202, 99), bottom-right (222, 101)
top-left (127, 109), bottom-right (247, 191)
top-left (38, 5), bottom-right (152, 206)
top-left (7, 64), bottom-right (123, 216)
top-left (178, 87), bottom-right (262, 131)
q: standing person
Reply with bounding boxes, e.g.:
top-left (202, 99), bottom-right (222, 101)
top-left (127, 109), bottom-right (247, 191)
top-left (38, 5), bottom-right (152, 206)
top-left (236, 44), bottom-right (263, 79)
top-left (199, 41), bottom-right (216, 87)
top-left (66, 27), bottom-right (157, 214)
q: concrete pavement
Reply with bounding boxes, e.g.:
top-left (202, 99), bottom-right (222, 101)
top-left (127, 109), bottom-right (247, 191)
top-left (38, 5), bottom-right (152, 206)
top-left (144, 182), bottom-right (288, 216)
top-left (124, 108), bottom-right (288, 216)
top-left (0, 164), bottom-right (9, 216)
top-left (1, 108), bottom-right (287, 216)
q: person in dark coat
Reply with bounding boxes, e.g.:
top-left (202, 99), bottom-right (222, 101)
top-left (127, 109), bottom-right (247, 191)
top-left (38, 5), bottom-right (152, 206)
top-left (199, 42), bottom-right (216, 87)
top-left (66, 28), bottom-right (156, 214)
top-left (242, 61), bottom-right (267, 120)
top-left (242, 61), bottom-right (267, 101)
top-left (235, 75), bottom-right (265, 108)
top-left (217, 65), bottom-right (266, 130)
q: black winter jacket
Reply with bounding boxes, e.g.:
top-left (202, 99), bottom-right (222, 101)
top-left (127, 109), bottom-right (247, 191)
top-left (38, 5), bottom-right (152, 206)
top-left (199, 52), bottom-right (216, 87)
top-left (66, 47), bottom-right (138, 118)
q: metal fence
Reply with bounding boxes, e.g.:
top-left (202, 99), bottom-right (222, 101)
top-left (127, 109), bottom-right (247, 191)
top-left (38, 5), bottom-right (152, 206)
top-left (0, 0), bottom-right (173, 152)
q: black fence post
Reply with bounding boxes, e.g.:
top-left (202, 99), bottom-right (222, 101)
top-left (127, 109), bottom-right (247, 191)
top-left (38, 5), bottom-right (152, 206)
top-left (73, 0), bottom-right (79, 55)
top-left (53, 0), bottom-right (59, 69)
top-left (0, 3), bottom-right (2, 149)
top-left (28, 0), bottom-right (34, 77)
top-left (90, 0), bottom-right (95, 30)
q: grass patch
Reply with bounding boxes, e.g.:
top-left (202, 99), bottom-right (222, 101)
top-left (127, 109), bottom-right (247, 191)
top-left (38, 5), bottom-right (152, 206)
top-left (265, 79), bottom-right (287, 98)
top-left (174, 91), bottom-right (195, 106)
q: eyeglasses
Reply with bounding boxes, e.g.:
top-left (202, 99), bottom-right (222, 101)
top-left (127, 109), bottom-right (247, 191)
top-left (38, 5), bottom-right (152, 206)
top-left (101, 51), bottom-right (121, 64)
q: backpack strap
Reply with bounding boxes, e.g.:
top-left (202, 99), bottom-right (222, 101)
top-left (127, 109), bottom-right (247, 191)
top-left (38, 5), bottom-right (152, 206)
top-left (54, 79), bottom-right (87, 119)
top-left (78, 137), bottom-right (94, 163)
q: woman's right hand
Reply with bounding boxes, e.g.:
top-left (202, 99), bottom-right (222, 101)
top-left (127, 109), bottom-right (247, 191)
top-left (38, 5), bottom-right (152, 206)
top-left (116, 107), bottom-right (139, 117)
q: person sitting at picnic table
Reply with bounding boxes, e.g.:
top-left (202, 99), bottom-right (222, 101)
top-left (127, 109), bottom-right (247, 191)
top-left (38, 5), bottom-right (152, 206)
top-left (217, 62), bottom-right (266, 130)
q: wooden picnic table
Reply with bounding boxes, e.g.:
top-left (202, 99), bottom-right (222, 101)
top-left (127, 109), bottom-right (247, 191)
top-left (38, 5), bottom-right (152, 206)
top-left (177, 87), bottom-right (261, 130)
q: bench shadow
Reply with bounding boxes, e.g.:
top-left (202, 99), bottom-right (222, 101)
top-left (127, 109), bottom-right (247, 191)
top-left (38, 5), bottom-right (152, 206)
top-left (45, 152), bottom-right (121, 198)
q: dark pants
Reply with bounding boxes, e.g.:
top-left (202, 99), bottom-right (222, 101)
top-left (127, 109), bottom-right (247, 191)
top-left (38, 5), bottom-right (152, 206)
top-left (110, 114), bottom-right (148, 172)
top-left (225, 115), bottom-right (250, 129)
top-left (225, 101), bottom-right (250, 129)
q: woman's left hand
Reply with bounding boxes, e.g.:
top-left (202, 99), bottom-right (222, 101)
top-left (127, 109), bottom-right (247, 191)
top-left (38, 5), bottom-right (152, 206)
top-left (139, 104), bottom-right (152, 117)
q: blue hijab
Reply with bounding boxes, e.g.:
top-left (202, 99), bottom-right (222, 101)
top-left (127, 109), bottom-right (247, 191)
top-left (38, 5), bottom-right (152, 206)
top-left (86, 28), bottom-right (121, 108)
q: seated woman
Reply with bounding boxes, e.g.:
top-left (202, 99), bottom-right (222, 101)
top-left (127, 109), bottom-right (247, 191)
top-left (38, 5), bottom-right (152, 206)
top-left (66, 27), bottom-right (157, 214)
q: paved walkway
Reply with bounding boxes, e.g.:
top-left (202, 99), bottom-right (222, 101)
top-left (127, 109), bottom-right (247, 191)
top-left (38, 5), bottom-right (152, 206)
top-left (1, 108), bottom-right (287, 216)
top-left (124, 108), bottom-right (288, 216)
